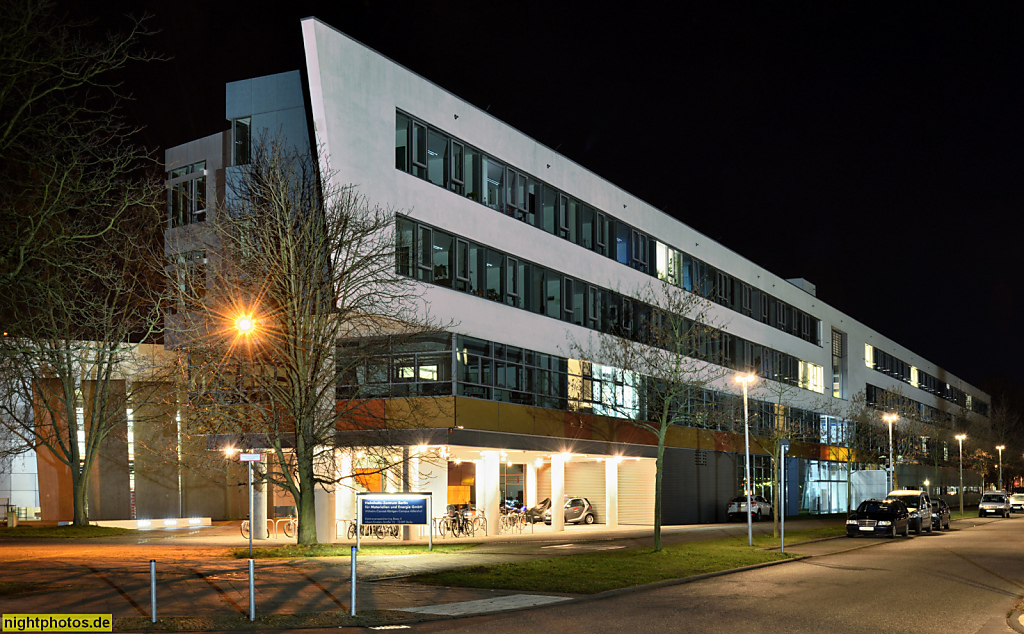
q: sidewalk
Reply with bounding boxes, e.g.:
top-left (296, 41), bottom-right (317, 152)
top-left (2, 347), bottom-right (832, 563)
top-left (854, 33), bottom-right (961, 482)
top-left (0, 517), bottom-right (846, 626)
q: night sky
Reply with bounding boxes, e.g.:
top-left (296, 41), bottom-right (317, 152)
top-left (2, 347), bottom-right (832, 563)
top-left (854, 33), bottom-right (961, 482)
top-left (82, 2), bottom-right (1024, 397)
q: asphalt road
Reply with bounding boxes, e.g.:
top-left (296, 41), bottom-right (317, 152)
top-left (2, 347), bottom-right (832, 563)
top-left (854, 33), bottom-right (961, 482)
top-left (396, 516), bottom-right (1024, 634)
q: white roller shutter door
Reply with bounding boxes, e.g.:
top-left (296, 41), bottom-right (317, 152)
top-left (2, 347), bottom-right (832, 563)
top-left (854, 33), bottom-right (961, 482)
top-left (617, 459), bottom-right (656, 525)
top-left (564, 461), bottom-right (606, 523)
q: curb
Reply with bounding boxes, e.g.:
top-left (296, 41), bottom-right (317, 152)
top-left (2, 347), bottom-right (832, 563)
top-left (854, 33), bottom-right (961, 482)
top-left (1010, 605), bottom-right (1024, 634)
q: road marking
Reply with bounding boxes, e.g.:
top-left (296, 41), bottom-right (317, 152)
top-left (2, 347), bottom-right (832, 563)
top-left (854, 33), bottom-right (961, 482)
top-left (542, 543), bottom-right (625, 551)
top-left (396, 594), bottom-right (571, 615)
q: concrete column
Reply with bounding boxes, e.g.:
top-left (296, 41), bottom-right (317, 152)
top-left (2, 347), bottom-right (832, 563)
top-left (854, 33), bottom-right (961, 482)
top-left (402, 446), bottom-right (411, 541)
top-left (337, 451), bottom-right (355, 521)
top-left (314, 486), bottom-right (336, 543)
top-left (604, 457), bottom-right (619, 528)
top-left (526, 461), bottom-right (538, 508)
top-left (253, 477), bottom-right (269, 539)
top-left (474, 460), bottom-right (484, 515)
top-left (550, 454), bottom-right (566, 531)
top-left (482, 451), bottom-right (500, 536)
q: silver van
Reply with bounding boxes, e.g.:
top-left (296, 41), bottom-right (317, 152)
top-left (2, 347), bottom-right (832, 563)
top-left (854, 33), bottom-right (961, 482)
top-left (886, 490), bottom-right (933, 535)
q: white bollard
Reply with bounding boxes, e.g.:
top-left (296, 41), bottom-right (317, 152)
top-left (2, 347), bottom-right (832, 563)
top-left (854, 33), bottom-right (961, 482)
top-left (350, 546), bottom-right (357, 616)
top-left (248, 559), bottom-right (255, 621)
top-left (150, 560), bottom-right (156, 623)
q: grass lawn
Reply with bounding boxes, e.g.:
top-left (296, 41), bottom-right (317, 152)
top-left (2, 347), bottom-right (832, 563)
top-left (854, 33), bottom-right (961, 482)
top-left (410, 526), bottom-right (844, 595)
top-left (0, 525), bottom-right (137, 539)
top-left (231, 542), bottom-right (477, 559)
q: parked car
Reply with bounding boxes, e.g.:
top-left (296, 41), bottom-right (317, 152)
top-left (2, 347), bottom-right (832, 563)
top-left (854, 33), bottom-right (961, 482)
top-left (543, 497), bottom-right (597, 525)
top-left (525, 498), bottom-right (551, 524)
top-left (726, 495), bottom-right (773, 522)
top-left (1009, 493), bottom-right (1024, 513)
top-left (886, 490), bottom-right (932, 535)
top-left (846, 499), bottom-right (910, 538)
top-left (930, 498), bottom-right (951, 531)
top-left (978, 491), bottom-right (1011, 518)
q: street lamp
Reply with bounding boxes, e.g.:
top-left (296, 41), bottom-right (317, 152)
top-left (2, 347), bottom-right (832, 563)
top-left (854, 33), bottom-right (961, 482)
top-left (955, 434), bottom-right (967, 517)
top-left (996, 445), bottom-right (1005, 491)
top-left (883, 413), bottom-right (898, 492)
top-left (735, 373), bottom-right (757, 547)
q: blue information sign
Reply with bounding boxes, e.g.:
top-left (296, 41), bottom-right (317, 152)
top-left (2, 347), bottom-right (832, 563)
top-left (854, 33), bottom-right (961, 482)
top-left (360, 495), bottom-right (428, 525)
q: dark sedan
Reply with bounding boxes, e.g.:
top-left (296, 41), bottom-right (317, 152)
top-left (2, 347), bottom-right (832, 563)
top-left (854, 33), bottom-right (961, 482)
top-left (846, 499), bottom-right (910, 538)
top-left (930, 498), bottom-right (951, 530)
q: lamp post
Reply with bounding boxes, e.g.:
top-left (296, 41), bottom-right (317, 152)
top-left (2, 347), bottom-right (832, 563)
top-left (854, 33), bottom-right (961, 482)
top-left (883, 413), bottom-right (898, 492)
top-left (234, 313), bottom-right (257, 557)
top-left (996, 445), bottom-right (1005, 490)
top-left (955, 434), bottom-right (967, 517)
top-left (736, 373), bottom-right (757, 547)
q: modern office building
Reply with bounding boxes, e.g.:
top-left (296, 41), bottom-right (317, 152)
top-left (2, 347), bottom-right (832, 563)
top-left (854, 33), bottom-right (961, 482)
top-left (147, 18), bottom-right (992, 536)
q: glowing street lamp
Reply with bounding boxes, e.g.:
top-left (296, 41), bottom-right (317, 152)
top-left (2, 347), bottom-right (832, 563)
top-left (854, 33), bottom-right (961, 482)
top-left (996, 445), bottom-right (1005, 490)
top-left (235, 314), bottom-right (256, 336)
top-left (735, 373), bottom-right (757, 547)
top-left (955, 434), bottom-right (967, 516)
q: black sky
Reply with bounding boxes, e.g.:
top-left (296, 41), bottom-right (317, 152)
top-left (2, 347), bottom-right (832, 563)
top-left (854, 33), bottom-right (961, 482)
top-left (81, 1), bottom-right (1024, 394)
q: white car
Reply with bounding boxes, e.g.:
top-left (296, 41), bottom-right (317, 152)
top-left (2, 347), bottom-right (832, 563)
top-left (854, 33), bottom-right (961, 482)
top-left (727, 495), bottom-right (772, 522)
top-left (1009, 493), bottom-right (1024, 513)
top-left (979, 491), bottom-right (1011, 518)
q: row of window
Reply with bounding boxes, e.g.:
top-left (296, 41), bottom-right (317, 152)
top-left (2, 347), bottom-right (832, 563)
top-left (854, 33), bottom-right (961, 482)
top-left (337, 333), bottom-right (831, 442)
top-left (654, 244), bottom-right (819, 344)
top-left (864, 345), bottom-right (988, 416)
top-left (395, 111), bottom-right (821, 346)
top-left (167, 161), bottom-right (207, 228)
top-left (396, 216), bottom-right (824, 394)
top-left (865, 384), bottom-right (956, 428)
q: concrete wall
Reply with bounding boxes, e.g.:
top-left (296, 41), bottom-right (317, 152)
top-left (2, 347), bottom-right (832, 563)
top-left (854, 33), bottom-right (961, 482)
top-left (133, 382), bottom-right (180, 519)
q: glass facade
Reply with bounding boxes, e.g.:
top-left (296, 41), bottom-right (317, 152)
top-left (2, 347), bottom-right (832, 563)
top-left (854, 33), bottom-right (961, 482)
top-left (395, 110), bottom-right (822, 346)
top-left (397, 216), bottom-right (825, 395)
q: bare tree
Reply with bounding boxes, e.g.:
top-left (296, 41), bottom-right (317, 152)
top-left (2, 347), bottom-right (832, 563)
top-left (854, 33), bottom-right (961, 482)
top-left (0, 1), bottom-right (156, 313)
top-left (172, 138), bottom-right (446, 544)
top-left (569, 281), bottom-right (724, 551)
top-left (0, 199), bottom-right (167, 525)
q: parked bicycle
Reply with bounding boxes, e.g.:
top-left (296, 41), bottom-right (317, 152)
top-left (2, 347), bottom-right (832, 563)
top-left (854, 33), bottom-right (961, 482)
top-left (500, 510), bottom-right (526, 534)
top-left (346, 522), bottom-right (399, 539)
top-left (438, 508), bottom-right (475, 537)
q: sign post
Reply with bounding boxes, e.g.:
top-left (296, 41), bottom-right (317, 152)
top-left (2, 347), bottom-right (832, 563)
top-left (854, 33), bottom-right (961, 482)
top-left (779, 440), bottom-right (789, 553)
top-left (239, 453), bottom-right (261, 559)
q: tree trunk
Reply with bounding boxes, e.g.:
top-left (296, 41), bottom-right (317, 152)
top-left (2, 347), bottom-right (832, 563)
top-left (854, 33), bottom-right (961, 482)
top-left (654, 431), bottom-right (666, 552)
top-left (72, 468), bottom-right (88, 526)
top-left (294, 446), bottom-right (319, 545)
top-left (772, 456), bottom-right (780, 539)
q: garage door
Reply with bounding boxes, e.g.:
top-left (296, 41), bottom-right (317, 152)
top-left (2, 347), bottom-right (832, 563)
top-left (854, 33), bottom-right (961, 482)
top-left (564, 461), bottom-right (607, 523)
top-left (618, 459), bottom-right (656, 525)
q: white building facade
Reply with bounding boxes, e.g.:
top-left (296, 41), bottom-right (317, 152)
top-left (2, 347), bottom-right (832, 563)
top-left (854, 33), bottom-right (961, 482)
top-left (156, 17), bottom-right (989, 537)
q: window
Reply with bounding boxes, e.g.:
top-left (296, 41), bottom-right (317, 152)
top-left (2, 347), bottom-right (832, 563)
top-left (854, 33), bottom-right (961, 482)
top-left (168, 161), bottom-right (208, 227)
top-left (482, 155), bottom-right (504, 210)
top-left (232, 118), bottom-right (251, 165)
top-left (426, 129), bottom-right (448, 187)
top-left (485, 249), bottom-right (503, 301)
top-left (411, 121), bottom-right (427, 179)
top-left (450, 141), bottom-right (465, 195)
top-left (541, 184), bottom-right (557, 234)
top-left (395, 112), bottom-right (409, 170)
